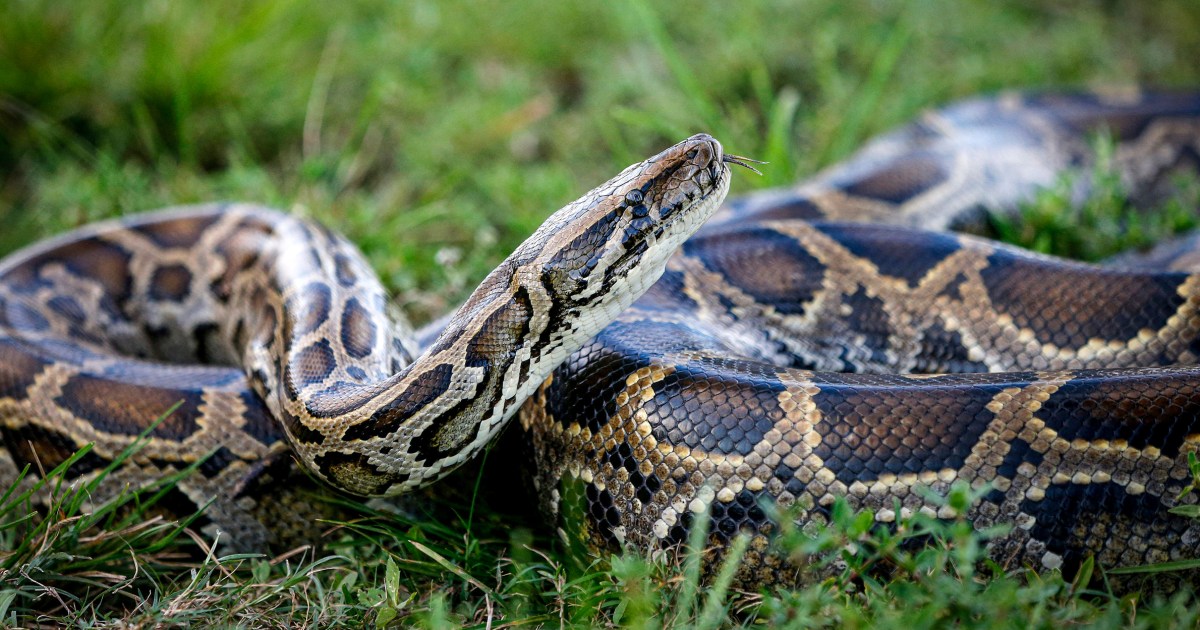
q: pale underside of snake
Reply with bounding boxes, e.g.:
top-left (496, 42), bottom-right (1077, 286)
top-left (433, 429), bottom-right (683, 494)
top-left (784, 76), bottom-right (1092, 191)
top-left (2, 91), bottom-right (1200, 588)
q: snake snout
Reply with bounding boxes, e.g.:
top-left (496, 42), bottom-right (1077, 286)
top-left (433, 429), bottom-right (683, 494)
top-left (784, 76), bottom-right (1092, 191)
top-left (682, 133), bottom-right (722, 166)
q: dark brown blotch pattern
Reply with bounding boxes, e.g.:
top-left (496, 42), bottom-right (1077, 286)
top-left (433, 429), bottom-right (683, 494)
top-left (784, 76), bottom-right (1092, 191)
top-left (148, 264), bottom-right (194, 302)
top-left (686, 226), bottom-right (823, 316)
top-left (133, 214), bottom-right (221, 249)
top-left (814, 222), bottom-right (961, 287)
top-left (645, 358), bottom-right (783, 456)
top-left (979, 252), bottom-right (1189, 349)
top-left (1038, 370), bottom-right (1200, 456)
top-left (338, 364), bottom-right (454, 436)
top-left (48, 239), bottom-right (134, 310)
top-left (288, 339), bottom-right (337, 389)
top-left (809, 374), bottom-right (1011, 483)
top-left (291, 282), bottom-right (332, 337)
top-left (54, 374), bottom-right (203, 442)
top-left (339, 297), bottom-right (376, 359)
top-left (2, 422), bottom-right (109, 477)
top-left (0, 338), bottom-right (52, 397)
top-left (838, 152), bottom-right (947, 205)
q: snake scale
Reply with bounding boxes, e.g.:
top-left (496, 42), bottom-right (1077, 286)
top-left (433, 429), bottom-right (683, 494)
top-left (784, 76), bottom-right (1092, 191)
top-left (2, 91), bottom-right (1200, 587)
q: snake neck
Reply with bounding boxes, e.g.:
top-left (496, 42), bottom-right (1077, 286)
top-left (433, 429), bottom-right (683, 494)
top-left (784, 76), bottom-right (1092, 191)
top-left (235, 135), bottom-right (734, 497)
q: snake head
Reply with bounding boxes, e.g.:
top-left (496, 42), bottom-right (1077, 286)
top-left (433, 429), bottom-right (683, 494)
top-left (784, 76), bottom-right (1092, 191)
top-left (375, 135), bottom-right (742, 495)
top-left (530, 134), bottom-right (734, 317)
top-left (414, 135), bottom-right (742, 432)
top-left (432, 134), bottom-right (738, 350)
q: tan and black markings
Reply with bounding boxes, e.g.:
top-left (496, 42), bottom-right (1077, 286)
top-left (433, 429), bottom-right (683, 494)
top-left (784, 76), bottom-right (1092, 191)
top-left (0, 134), bottom-right (736, 549)
top-left (521, 90), bottom-right (1200, 585)
top-left (714, 91), bottom-right (1200, 231)
top-left (2, 92), bottom-right (1200, 586)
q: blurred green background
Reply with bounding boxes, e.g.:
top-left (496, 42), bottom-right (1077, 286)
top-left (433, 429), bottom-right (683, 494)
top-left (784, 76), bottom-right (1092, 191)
top-left (2, 0), bottom-right (1199, 319)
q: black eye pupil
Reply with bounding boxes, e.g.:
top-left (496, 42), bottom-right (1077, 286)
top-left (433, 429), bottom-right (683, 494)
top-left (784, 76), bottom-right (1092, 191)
top-left (625, 190), bottom-right (643, 204)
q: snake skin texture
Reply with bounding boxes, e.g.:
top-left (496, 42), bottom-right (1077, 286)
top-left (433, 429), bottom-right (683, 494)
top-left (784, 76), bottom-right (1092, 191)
top-left (2, 92), bottom-right (1200, 587)
top-left (523, 91), bottom-right (1200, 584)
top-left (0, 135), bottom-right (734, 551)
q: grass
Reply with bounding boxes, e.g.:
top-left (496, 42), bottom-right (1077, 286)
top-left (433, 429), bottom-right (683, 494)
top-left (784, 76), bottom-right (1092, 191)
top-left (6, 446), bottom-right (1200, 628)
top-left (991, 134), bottom-right (1200, 262)
top-left (2, 0), bottom-right (1200, 626)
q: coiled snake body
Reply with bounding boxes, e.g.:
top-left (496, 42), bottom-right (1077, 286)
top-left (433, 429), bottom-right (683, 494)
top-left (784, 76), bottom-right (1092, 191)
top-left (2, 92), bottom-right (1200, 585)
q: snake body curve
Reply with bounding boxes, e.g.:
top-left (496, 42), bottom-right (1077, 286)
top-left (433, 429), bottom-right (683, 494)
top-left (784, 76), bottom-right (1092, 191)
top-left (2, 92), bottom-right (1200, 584)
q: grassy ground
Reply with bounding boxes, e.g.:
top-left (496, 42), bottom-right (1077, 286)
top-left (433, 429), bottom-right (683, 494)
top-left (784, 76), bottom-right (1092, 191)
top-left (2, 0), bottom-right (1200, 627)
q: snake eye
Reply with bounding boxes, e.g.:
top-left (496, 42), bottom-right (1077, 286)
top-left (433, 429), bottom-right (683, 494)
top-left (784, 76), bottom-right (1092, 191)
top-left (625, 190), bottom-right (643, 204)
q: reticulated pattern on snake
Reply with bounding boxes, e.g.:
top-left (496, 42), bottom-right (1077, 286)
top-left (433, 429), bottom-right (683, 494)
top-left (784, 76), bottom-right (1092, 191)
top-left (2, 91), bottom-right (1200, 586)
